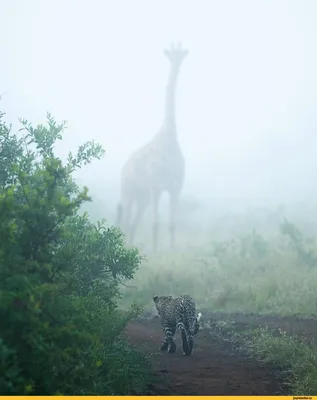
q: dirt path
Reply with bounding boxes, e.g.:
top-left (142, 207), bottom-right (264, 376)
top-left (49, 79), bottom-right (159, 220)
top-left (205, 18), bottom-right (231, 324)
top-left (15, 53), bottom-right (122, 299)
top-left (124, 317), bottom-right (283, 395)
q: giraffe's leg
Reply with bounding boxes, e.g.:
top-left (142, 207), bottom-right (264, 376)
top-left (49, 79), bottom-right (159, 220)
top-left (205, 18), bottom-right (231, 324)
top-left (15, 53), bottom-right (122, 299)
top-left (151, 190), bottom-right (161, 252)
top-left (169, 191), bottom-right (179, 249)
top-left (129, 200), bottom-right (146, 245)
top-left (122, 202), bottom-right (133, 243)
top-left (115, 203), bottom-right (123, 227)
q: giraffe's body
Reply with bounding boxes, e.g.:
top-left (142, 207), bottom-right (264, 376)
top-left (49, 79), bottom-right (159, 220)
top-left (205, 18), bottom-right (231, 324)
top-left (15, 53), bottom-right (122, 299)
top-left (117, 43), bottom-right (188, 250)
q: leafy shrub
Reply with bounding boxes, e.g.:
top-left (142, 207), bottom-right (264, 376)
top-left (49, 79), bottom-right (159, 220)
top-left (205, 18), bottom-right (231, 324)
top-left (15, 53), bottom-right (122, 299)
top-left (0, 111), bottom-right (149, 395)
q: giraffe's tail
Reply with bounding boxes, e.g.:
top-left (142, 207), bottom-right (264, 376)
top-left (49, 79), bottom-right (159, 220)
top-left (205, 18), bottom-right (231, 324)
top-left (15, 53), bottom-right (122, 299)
top-left (116, 202), bottom-right (123, 227)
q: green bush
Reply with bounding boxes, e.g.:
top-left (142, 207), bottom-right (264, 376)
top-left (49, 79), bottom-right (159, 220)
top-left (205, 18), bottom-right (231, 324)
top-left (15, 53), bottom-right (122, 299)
top-left (0, 112), bottom-right (150, 395)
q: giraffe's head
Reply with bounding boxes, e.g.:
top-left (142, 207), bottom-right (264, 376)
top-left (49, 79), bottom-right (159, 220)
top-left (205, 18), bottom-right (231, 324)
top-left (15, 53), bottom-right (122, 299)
top-left (164, 42), bottom-right (188, 69)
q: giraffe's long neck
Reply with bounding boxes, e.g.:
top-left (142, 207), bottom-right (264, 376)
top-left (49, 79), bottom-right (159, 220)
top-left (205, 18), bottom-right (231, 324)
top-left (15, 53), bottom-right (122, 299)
top-left (163, 66), bottom-right (179, 133)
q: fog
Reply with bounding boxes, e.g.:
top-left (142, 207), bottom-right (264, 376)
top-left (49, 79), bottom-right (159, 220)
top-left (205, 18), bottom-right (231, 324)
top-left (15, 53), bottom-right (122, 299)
top-left (1, 0), bottom-right (317, 221)
top-left (4, 3), bottom-right (317, 378)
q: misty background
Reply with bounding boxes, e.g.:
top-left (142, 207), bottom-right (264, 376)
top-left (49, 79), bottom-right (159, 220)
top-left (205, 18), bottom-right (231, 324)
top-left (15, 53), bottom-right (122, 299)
top-left (1, 0), bottom-right (317, 234)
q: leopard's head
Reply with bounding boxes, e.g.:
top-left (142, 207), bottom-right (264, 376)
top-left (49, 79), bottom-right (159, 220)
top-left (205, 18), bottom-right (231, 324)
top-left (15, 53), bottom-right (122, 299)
top-left (153, 294), bottom-right (173, 315)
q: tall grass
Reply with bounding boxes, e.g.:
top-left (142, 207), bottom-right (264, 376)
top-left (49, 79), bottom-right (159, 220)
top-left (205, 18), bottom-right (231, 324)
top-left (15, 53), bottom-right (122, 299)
top-left (87, 198), bottom-right (317, 394)
top-left (120, 219), bottom-right (317, 317)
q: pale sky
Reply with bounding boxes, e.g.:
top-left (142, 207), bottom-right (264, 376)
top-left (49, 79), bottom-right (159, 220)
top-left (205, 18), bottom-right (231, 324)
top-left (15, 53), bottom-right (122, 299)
top-left (1, 0), bottom-right (317, 208)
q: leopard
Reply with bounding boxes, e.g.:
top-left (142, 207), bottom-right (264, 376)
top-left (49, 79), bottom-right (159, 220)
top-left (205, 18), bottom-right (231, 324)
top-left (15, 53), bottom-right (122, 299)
top-left (153, 294), bottom-right (202, 356)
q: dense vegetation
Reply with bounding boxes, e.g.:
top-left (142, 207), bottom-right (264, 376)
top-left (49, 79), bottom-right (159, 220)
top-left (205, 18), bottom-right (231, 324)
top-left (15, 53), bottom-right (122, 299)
top-left (0, 112), bottom-right (150, 395)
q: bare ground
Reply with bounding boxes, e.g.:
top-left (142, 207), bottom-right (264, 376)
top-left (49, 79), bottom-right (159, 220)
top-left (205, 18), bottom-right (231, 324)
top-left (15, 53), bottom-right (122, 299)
top-left (124, 313), bottom-right (317, 395)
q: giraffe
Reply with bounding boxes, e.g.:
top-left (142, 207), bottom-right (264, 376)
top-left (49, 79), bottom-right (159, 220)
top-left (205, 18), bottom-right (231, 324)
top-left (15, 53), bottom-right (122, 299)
top-left (116, 42), bottom-right (188, 251)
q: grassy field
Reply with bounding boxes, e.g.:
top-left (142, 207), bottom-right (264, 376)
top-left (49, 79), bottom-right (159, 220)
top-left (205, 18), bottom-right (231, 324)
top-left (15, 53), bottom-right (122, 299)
top-left (84, 195), bottom-right (317, 394)
top-left (119, 218), bottom-right (317, 317)
top-left (113, 203), bottom-right (317, 395)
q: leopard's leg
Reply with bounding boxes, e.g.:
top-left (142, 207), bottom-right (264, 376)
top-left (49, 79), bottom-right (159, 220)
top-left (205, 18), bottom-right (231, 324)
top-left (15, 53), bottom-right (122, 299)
top-left (168, 325), bottom-right (176, 353)
top-left (181, 328), bottom-right (190, 355)
top-left (182, 312), bottom-right (196, 356)
top-left (183, 331), bottom-right (194, 356)
top-left (180, 324), bottom-right (194, 356)
top-left (175, 309), bottom-right (185, 332)
top-left (161, 325), bottom-right (176, 353)
top-left (160, 337), bottom-right (168, 352)
top-left (175, 310), bottom-right (189, 355)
